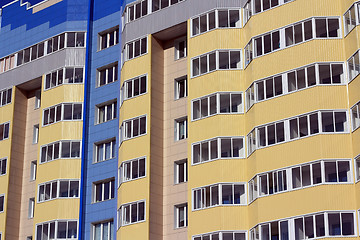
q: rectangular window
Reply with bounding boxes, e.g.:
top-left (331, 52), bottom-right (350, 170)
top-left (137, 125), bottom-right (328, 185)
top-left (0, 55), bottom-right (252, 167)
top-left (0, 158), bottom-right (7, 176)
top-left (30, 160), bottom-right (37, 181)
top-left (95, 139), bottom-right (116, 163)
top-left (96, 100), bottom-right (117, 124)
top-left (99, 27), bottom-right (119, 50)
top-left (249, 159), bottom-right (351, 202)
top-left (355, 156), bottom-right (360, 182)
top-left (118, 200), bottom-right (145, 226)
top-left (28, 198), bottom-right (35, 218)
top-left (175, 117), bottom-right (187, 141)
top-left (38, 180), bottom-right (79, 202)
top-left (45, 67), bottom-right (84, 90)
top-left (93, 220), bottom-right (114, 240)
top-left (36, 220), bottom-right (78, 240)
top-left (123, 36), bottom-right (147, 62)
top-left (192, 50), bottom-right (241, 77)
top-left (0, 195), bottom-right (4, 212)
top-left (347, 50), bottom-right (360, 81)
top-left (43, 103), bottom-right (82, 126)
top-left (175, 203), bottom-right (188, 228)
top-left (174, 159), bottom-right (187, 184)
top-left (97, 63), bottom-right (118, 87)
top-left (40, 140), bottom-right (81, 163)
top-left (34, 90), bottom-right (41, 109)
top-left (174, 37), bottom-right (187, 60)
top-left (192, 92), bottom-right (243, 120)
top-left (0, 88), bottom-right (12, 107)
top-left (174, 76), bottom-right (187, 99)
top-left (194, 231), bottom-right (246, 240)
top-left (191, 9), bottom-right (241, 37)
top-left (33, 124), bottom-right (39, 144)
top-left (192, 137), bottom-right (244, 164)
top-left (193, 183), bottom-right (246, 210)
top-left (351, 101), bottom-right (360, 131)
top-left (252, 110), bottom-right (348, 152)
top-left (121, 75), bottom-right (147, 101)
top-left (0, 122), bottom-right (10, 141)
top-left (125, 0), bottom-right (148, 23)
top-left (120, 115), bottom-right (147, 142)
top-left (344, 4), bottom-right (357, 35)
top-left (119, 157), bottom-right (146, 184)
top-left (93, 178), bottom-right (115, 203)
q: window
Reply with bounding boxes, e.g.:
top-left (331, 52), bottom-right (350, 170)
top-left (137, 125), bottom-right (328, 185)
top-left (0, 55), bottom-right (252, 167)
top-left (38, 180), bottom-right (79, 202)
top-left (249, 159), bottom-right (352, 202)
top-left (174, 76), bottom-right (187, 99)
top-left (192, 92), bottom-right (243, 120)
top-left (26, 236), bottom-right (32, 240)
top-left (33, 124), bottom-right (39, 144)
top-left (249, 110), bottom-right (348, 153)
top-left (174, 159), bottom-right (187, 184)
top-left (123, 0), bottom-right (184, 24)
top-left (0, 54), bottom-right (15, 73)
top-left (193, 183), bottom-right (246, 210)
top-left (0, 122), bottom-right (10, 141)
top-left (121, 75), bottom-right (147, 102)
top-left (14, 32), bottom-right (85, 69)
top-left (120, 115), bottom-right (147, 142)
top-left (119, 157), bottom-right (146, 184)
top-left (43, 103), bottom-right (82, 126)
top-left (192, 137), bottom-right (245, 164)
top-left (174, 37), bottom-right (187, 60)
top-left (117, 200), bottom-right (145, 226)
top-left (36, 220), bottom-right (78, 240)
top-left (0, 195), bottom-right (4, 212)
top-left (250, 211), bottom-right (355, 240)
top-left (123, 36), bottom-right (147, 62)
top-left (34, 90), bottom-right (41, 109)
top-left (192, 50), bottom-right (242, 77)
top-left (347, 50), bottom-right (360, 81)
top-left (175, 203), bottom-right (187, 228)
top-left (245, 63), bottom-right (345, 110)
top-left (351, 101), bottom-right (360, 131)
top-left (28, 198), bottom-right (35, 218)
top-left (95, 139), bottom-right (116, 163)
top-left (0, 88), bottom-right (12, 107)
top-left (93, 220), bottom-right (114, 240)
top-left (191, 9), bottom-right (241, 37)
top-left (194, 231), bottom-right (246, 240)
top-left (99, 27), bottom-right (119, 50)
top-left (248, 0), bottom-right (295, 15)
top-left (344, 3), bottom-right (358, 35)
top-left (175, 117), bottom-right (187, 141)
top-left (45, 67), bottom-right (84, 90)
top-left (246, 17), bottom-right (340, 67)
top-left (355, 155), bottom-right (360, 182)
top-left (40, 140), bottom-right (81, 163)
top-left (30, 160), bottom-right (37, 181)
top-left (0, 158), bottom-right (6, 176)
top-left (97, 63), bottom-right (118, 87)
top-left (96, 100), bottom-right (117, 124)
top-left (125, 0), bottom-right (148, 23)
top-left (151, 0), bottom-right (185, 13)
top-left (93, 178), bottom-right (115, 203)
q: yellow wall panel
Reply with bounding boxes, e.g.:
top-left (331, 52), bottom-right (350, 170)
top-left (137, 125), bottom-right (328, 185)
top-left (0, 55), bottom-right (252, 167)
top-left (38, 121), bottom-right (83, 145)
top-left (119, 94), bottom-right (151, 122)
top-left (117, 178), bottom-right (149, 205)
top-left (248, 184), bottom-right (356, 226)
top-left (36, 159), bottom-right (81, 183)
top-left (352, 129), bottom-right (360, 156)
top-left (34, 199), bottom-right (80, 223)
top-left (349, 77), bottom-right (360, 107)
top-left (118, 222), bottom-right (148, 240)
top-left (41, 84), bottom-right (84, 109)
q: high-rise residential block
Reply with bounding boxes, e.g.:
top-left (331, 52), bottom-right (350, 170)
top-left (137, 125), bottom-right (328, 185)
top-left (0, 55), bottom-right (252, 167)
top-left (0, 0), bottom-right (359, 239)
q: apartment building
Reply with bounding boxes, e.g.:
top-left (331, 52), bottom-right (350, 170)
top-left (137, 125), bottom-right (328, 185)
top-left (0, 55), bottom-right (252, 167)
top-left (0, 0), bottom-right (359, 239)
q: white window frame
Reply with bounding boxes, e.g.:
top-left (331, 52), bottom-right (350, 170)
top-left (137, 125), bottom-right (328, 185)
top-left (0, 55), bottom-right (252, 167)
top-left (0, 194), bottom-right (4, 213)
top-left (174, 159), bottom-right (187, 184)
top-left (28, 197), bottom-right (35, 219)
top-left (193, 230), bottom-right (247, 240)
top-left (174, 203), bottom-right (188, 228)
top-left (97, 62), bottom-right (118, 87)
top-left (30, 160), bottom-right (37, 181)
top-left (119, 157), bottom-right (146, 185)
top-left (94, 138), bottom-right (116, 163)
top-left (174, 75), bottom-right (187, 100)
top-left (175, 117), bottom-right (188, 141)
top-left (174, 37), bottom-right (187, 60)
top-left (35, 219), bottom-right (78, 240)
top-left (92, 178), bottom-right (115, 203)
top-left (117, 200), bottom-right (146, 227)
top-left (40, 140), bottom-right (82, 164)
top-left (95, 100), bottom-right (117, 124)
top-left (121, 74), bottom-right (147, 103)
top-left (42, 103), bottom-right (83, 127)
top-left (33, 124), bottom-right (39, 144)
top-left (0, 87), bottom-right (12, 107)
top-left (119, 115), bottom-right (147, 143)
top-left (0, 158), bottom-right (7, 176)
top-left (92, 219), bottom-right (114, 240)
top-left (37, 179), bottom-right (80, 203)
top-left (98, 26), bottom-right (119, 51)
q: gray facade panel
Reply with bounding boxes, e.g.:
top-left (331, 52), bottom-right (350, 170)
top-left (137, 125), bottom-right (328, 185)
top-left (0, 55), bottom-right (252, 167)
top-left (122, 0), bottom-right (246, 45)
top-left (0, 48), bottom-right (86, 90)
